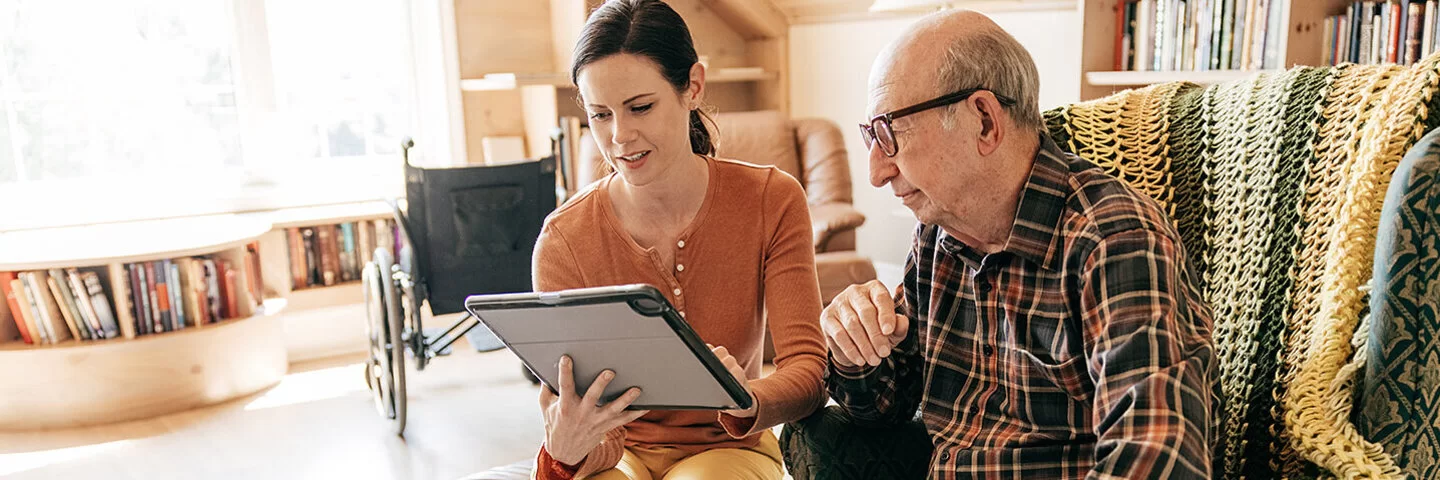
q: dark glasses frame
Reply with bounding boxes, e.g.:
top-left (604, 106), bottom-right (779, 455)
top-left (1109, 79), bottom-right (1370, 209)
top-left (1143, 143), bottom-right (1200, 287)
top-left (859, 87), bottom-right (1018, 157)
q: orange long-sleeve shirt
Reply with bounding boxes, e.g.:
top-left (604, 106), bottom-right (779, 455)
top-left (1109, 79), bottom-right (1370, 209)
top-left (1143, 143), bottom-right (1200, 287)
top-left (531, 157), bottom-right (828, 478)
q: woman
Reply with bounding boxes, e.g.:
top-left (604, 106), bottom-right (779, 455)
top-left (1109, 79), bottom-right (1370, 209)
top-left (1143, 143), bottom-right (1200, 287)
top-left (529, 1), bottom-right (827, 479)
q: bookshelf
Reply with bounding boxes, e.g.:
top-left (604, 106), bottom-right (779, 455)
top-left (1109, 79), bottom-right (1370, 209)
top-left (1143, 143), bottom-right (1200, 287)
top-left (0, 201), bottom-right (407, 429)
top-left (255, 201), bottom-right (397, 363)
top-left (1080, 0), bottom-right (1349, 99)
top-left (0, 216), bottom-right (285, 430)
top-left (455, 0), bottom-right (791, 163)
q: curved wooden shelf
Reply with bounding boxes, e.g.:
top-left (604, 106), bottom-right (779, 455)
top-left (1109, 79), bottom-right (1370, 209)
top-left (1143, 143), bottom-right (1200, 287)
top-left (0, 310), bottom-right (287, 430)
top-left (0, 214), bottom-right (272, 271)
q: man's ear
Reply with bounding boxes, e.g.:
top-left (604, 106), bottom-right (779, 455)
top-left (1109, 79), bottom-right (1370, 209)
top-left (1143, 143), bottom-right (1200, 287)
top-left (974, 93), bottom-right (1005, 156)
top-left (687, 62), bottom-right (706, 109)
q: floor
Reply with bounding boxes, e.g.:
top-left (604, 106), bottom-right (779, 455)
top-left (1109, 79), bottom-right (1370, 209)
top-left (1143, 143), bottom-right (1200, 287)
top-left (0, 339), bottom-right (544, 480)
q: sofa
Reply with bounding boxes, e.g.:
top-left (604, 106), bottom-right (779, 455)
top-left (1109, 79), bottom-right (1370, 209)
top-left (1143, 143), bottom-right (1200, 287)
top-left (780, 57), bottom-right (1440, 480)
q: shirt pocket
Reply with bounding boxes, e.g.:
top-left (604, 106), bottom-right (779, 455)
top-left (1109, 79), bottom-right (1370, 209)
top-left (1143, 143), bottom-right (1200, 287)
top-left (1015, 348), bottom-right (1094, 402)
top-left (1006, 348), bottom-right (1095, 431)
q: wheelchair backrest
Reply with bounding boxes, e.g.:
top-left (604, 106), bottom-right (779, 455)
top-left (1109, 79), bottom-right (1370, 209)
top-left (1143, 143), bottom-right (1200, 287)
top-left (402, 156), bottom-right (558, 316)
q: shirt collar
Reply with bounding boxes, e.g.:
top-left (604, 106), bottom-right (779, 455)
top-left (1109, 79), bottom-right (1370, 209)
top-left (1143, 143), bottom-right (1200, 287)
top-left (933, 133), bottom-right (1071, 272)
top-left (1000, 133), bottom-right (1071, 272)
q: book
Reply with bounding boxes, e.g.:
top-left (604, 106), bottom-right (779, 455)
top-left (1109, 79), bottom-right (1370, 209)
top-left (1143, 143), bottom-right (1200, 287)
top-left (107, 263), bottom-right (137, 339)
top-left (62, 270), bottom-right (104, 339)
top-left (1136, 0), bottom-right (1154, 71)
top-left (143, 262), bottom-right (161, 333)
top-left (154, 261), bottom-right (172, 332)
top-left (216, 259), bottom-right (232, 320)
top-left (176, 258), bottom-right (200, 328)
top-left (45, 271), bottom-right (87, 341)
top-left (24, 272), bottom-right (70, 344)
top-left (1, 272), bottom-right (33, 344)
top-left (287, 228), bottom-right (308, 290)
top-left (57, 268), bottom-right (99, 340)
top-left (302, 227), bottom-right (320, 286)
top-left (169, 261), bottom-right (186, 330)
top-left (1407, 0), bottom-right (1424, 63)
top-left (1424, 1), bottom-right (1437, 61)
top-left (79, 271), bottom-right (119, 338)
top-left (203, 259), bottom-right (222, 322)
top-left (129, 264), bottom-right (151, 336)
top-left (246, 242), bottom-right (264, 300)
top-left (318, 225), bottom-right (338, 286)
top-left (10, 278), bottom-right (43, 344)
top-left (0, 271), bottom-right (14, 343)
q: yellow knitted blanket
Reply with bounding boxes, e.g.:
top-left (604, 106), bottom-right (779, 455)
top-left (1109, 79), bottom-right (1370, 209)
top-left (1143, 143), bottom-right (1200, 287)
top-left (1043, 54), bottom-right (1440, 479)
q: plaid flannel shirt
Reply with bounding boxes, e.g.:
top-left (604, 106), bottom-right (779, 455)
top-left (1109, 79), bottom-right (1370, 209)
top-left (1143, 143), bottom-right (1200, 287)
top-left (829, 134), bottom-right (1215, 479)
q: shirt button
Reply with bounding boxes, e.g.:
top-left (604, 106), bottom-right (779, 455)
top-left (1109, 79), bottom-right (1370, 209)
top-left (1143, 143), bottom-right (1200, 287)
top-left (939, 451), bottom-right (951, 462)
top-left (983, 345), bottom-right (994, 356)
top-left (673, 288), bottom-right (682, 296)
top-left (978, 281), bottom-right (992, 293)
top-left (676, 264), bottom-right (685, 272)
top-left (969, 405), bottom-right (979, 414)
top-left (677, 240), bottom-right (685, 248)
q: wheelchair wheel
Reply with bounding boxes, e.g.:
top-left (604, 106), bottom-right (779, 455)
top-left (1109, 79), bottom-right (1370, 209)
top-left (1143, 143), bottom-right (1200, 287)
top-left (363, 252), bottom-right (408, 436)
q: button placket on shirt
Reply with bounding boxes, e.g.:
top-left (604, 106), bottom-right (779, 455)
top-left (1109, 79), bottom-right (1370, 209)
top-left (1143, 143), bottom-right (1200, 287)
top-left (673, 238), bottom-right (687, 317)
top-left (966, 260), bottom-right (1003, 441)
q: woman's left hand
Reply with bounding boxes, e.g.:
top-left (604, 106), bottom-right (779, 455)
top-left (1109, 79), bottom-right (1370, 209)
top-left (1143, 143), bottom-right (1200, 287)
top-left (709, 344), bottom-right (757, 418)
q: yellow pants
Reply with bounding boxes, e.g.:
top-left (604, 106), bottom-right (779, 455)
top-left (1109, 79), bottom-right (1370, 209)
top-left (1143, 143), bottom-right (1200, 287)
top-left (581, 431), bottom-right (784, 480)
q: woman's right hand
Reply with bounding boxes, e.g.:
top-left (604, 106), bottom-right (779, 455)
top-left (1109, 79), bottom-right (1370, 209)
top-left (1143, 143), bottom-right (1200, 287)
top-left (539, 355), bottom-right (649, 466)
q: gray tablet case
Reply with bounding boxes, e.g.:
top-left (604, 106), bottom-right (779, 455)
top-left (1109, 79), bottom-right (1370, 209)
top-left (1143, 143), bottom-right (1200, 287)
top-left (463, 284), bottom-right (753, 410)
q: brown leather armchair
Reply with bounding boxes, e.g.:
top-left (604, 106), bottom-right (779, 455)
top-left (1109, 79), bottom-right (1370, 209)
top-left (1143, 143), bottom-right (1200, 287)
top-left (575, 110), bottom-right (877, 305)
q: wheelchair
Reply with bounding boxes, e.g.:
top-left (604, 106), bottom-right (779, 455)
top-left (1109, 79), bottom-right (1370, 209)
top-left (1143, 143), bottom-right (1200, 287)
top-left (363, 137), bottom-right (562, 436)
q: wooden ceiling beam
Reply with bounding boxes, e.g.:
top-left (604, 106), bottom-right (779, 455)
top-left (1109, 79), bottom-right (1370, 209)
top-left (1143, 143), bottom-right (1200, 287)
top-left (697, 0), bottom-right (790, 39)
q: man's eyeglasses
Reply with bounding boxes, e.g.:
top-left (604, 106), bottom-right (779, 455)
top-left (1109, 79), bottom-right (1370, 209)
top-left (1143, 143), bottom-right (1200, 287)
top-left (859, 88), bottom-right (1018, 157)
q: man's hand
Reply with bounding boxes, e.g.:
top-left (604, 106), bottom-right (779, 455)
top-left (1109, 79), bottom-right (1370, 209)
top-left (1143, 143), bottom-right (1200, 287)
top-left (539, 355), bottom-right (649, 466)
top-left (821, 280), bottom-right (908, 368)
top-left (708, 344), bottom-right (757, 418)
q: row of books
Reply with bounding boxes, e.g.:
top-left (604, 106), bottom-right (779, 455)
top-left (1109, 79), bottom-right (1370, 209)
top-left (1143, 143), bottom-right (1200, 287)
top-left (1323, 1), bottom-right (1440, 66)
top-left (1116, 0), bottom-right (1286, 72)
top-left (286, 219), bottom-right (399, 290)
top-left (0, 246), bottom-right (263, 345)
top-left (2, 269), bottom-right (119, 345)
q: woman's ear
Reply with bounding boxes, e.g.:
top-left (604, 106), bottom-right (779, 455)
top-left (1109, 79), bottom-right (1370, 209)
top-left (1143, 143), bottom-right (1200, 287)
top-left (687, 62), bottom-right (706, 109)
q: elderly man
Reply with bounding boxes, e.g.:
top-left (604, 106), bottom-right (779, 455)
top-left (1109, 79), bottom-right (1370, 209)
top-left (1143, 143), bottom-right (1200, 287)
top-left (813, 9), bottom-right (1216, 479)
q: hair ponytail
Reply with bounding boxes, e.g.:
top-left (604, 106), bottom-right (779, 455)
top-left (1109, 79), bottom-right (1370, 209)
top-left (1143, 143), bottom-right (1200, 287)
top-left (688, 108), bottom-right (716, 156)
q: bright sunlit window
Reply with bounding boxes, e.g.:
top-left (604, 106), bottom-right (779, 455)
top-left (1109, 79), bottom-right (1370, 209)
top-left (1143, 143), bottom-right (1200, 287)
top-left (0, 0), bottom-right (450, 230)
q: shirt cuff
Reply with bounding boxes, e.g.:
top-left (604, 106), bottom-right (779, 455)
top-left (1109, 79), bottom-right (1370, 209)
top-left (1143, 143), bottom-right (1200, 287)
top-left (830, 353), bottom-right (876, 379)
top-left (537, 445), bottom-right (582, 480)
top-left (718, 411), bottom-right (761, 438)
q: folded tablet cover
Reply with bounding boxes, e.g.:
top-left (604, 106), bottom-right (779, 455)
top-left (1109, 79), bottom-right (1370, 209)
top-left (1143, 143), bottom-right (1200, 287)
top-left (464, 285), bottom-right (752, 410)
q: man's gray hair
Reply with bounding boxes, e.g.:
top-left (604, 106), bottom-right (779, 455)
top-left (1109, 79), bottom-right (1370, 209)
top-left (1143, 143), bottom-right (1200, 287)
top-left (936, 27), bottom-right (1042, 133)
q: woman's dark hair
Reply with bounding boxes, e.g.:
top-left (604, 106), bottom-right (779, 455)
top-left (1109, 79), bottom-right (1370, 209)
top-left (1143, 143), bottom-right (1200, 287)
top-left (571, 0), bottom-right (716, 157)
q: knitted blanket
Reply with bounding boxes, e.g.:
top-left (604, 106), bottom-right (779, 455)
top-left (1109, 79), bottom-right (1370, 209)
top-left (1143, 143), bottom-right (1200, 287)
top-left (1043, 54), bottom-right (1440, 480)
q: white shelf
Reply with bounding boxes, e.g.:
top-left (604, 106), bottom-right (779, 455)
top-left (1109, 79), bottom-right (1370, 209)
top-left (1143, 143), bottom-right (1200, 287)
top-left (262, 201), bottom-right (394, 230)
top-left (1086, 69), bottom-right (1280, 86)
top-left (461, 67), bottom-right (778, 92)
top-left (0, 215), bottom-right (272, 271)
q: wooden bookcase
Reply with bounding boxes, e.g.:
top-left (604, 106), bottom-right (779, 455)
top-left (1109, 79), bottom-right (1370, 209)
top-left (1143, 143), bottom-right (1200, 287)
top-left (0, 215), bottom-right (287, 430)
top-left (0, 201), bottom-right (404, 429)
top-left (1079, 0), bottom-right (1350, 99)
top-left (453, 0), bottom-right (790, 164)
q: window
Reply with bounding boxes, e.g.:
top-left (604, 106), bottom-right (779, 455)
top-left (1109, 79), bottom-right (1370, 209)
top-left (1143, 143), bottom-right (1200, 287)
top-left (0, 0), bottom-right (459, 231)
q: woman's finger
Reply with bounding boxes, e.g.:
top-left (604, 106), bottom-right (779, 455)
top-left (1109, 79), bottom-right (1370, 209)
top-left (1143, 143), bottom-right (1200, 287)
top-left (539, 383), bottom-right (558, 409)
top-left (583, 369), bottom-right (616, 408)
top-left (557, 355), bottom-right (577, 401)
top-left (605, 386), bottom-right (644, 414)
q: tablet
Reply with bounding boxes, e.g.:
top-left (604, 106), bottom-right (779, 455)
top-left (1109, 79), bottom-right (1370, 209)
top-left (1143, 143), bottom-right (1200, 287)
top-left (463, 284), bottom-right (753, 410)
